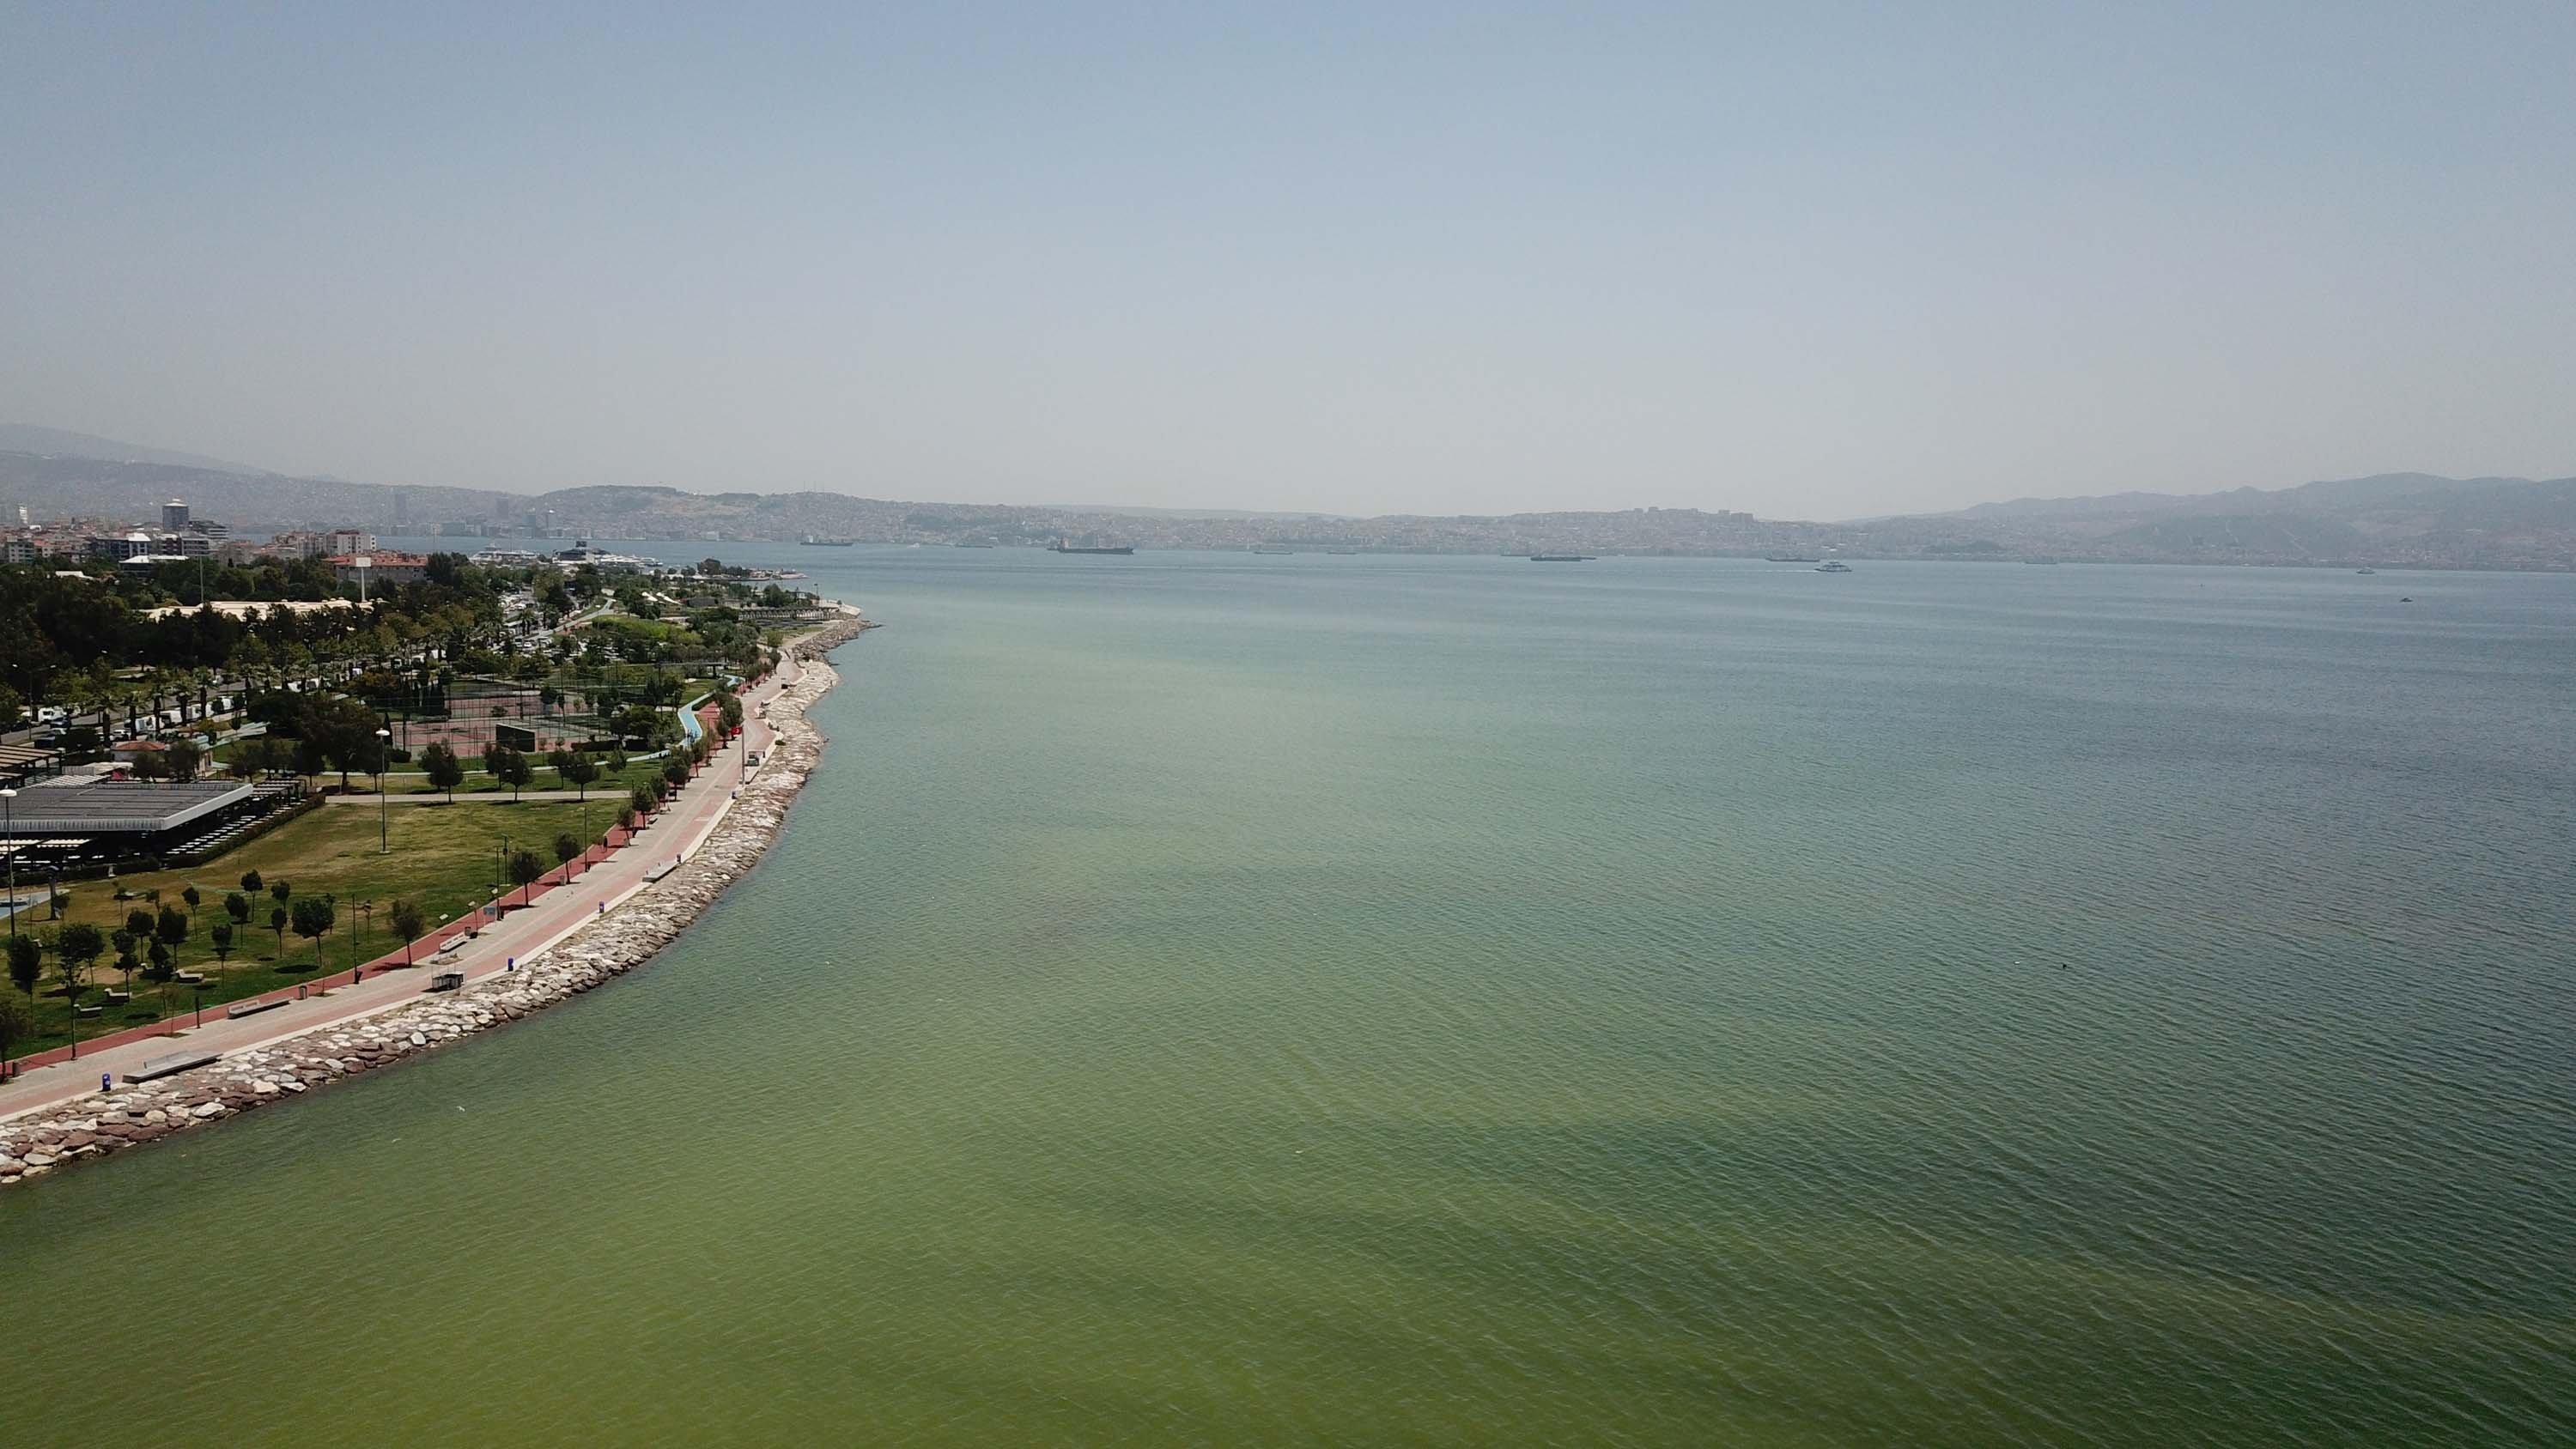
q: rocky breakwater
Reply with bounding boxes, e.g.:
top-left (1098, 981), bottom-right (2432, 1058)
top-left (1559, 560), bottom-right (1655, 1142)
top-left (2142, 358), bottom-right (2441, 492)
top-left (0, 613), bottom-right (872, 1189)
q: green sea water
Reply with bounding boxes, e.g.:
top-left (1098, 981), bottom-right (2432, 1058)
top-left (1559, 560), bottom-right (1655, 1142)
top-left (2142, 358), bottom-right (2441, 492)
top-left (3, 551), bottom-right (2572, 1446)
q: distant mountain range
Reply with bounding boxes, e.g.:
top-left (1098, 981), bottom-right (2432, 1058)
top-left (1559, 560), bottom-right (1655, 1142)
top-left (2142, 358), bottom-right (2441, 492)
top-left (2, 425), bottom-right (2567, 569)
top-left (0, 424), bottom-right (272, 476)
top-left (1900, 471), bottom-right (2576, 569)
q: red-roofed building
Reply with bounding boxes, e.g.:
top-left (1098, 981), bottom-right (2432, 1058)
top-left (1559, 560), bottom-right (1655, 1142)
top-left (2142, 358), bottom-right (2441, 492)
top-left (327, 552), bottom-right (428, 588)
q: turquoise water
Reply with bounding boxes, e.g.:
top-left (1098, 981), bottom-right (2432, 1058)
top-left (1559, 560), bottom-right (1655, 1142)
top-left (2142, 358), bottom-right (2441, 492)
top-left (4, 552), bottom-right (2572, 1446)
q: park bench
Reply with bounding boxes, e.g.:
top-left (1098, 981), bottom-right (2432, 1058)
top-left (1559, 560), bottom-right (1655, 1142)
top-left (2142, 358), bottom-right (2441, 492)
top-left (124, 1051), bottom-right (220, 1084)
top-left (174, 971), bottom-right (206, 985)
top-left (426, 971), bottom-right (465, 993)
top-left (103, 989), bottom-right (132, 1003)
top-left (226, 997), bottom-right (288, 1020)
top-left (74, 1004), bottom-right (102, 1018)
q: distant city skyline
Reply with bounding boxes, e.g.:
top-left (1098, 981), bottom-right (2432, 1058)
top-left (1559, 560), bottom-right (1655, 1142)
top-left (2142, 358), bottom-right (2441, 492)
top-left (4, 3), bottom-right (2572, 519)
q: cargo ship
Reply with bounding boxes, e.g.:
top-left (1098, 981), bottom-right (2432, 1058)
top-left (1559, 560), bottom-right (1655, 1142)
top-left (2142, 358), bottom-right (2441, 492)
top-left (1530, 554), bottom-right (1593, 562)
top-left (1048, 538), bottom-right (1134, 555)
top-left (799, 535), bottom-right (856, 547)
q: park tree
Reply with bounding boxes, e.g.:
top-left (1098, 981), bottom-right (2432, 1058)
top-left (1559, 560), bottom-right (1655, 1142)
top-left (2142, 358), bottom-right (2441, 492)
top-left (167, 737), bottom-right (205, 782)
top-left (126, 907), bottom-right (155, 941)
top-left (55, 923), bottom-right (104, 1006)
top-left (552, 833), bottom-right (583, 882)
top-left (7, 933), bottom-right (41, 997)
top-left (389, 900), bottom-right (426, 965)
top-left (181, 883), bottom-right (202, 921)
top-left (289, 895), bottom-right (337, 971)
top-left (716, 689), bottom-right (744, 733)
top-left (507, 848), bottom-right (544, 905)
top-left (225, 890), bottom-right (252, 927)
top-left (421, 741), bottom-right (465, 802)
top-left (611, 704), bottom-right (663, 747)
top-left (269, 905), bottom-right (289, 955)
top-left (209, 921), bottom-right (235, 966)
top-left (146, 939), bottom-right (174, 984)
top-left (629, 784), bottom-right (656, 818)
top-left (0, 989), bottom-right (31, 1064)
top-left (616, 806), bottom-right (635, 834)
top-left (111, 929), bottom-right (140, 987)
top-left (156, 905), bottom-right (190, 961)
top-left (485, 744), bottom-right (532, 802)
top-left (305, 695), bottom-right (386, 792)
top-left (663, 759), bottom-right (690, 789)
top-left (240, 869), bottom-right (263, 894)
top-left (607, 747), bottom-right (629, 773)
top-left (556, 750), bottom-right (599, 800)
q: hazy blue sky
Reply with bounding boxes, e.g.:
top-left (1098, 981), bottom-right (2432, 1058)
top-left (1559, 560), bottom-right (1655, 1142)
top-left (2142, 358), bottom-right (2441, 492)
top-left (4, 3), bottom-right (2571, 518)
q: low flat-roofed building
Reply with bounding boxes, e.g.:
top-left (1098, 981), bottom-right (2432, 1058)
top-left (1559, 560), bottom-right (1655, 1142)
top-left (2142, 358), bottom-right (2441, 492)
top-left (5, 779), bottom-right (252, 834)
top-left (0, 779), bottom-right (271, 862)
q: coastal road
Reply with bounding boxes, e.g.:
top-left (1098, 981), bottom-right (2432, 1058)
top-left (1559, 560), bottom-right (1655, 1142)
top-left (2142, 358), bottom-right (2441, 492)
top-left (0, 652), bottom-right (807, 1125)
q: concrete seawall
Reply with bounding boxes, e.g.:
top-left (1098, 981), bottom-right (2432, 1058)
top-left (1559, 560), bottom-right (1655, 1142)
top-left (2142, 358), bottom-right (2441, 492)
top-left (0, 615), bottom-right (872, 1188)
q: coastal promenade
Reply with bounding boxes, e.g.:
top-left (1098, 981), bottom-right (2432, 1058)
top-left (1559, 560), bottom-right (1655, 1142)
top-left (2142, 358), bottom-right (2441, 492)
top-left (0, 611), bottom-right (868, 1179)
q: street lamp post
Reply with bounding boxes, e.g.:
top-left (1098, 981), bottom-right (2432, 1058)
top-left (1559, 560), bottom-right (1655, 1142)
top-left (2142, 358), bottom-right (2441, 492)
top-left (2, 786), bottom-right (16, 941)
top-left (353, 900), bottom-right (371, 987)
top-left (374, 727), bottom-right (392, 852)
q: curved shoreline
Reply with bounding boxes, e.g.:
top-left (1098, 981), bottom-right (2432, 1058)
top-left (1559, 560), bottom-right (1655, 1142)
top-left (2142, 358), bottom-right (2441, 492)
top-left (0, 615), bottom-right (872, 1189)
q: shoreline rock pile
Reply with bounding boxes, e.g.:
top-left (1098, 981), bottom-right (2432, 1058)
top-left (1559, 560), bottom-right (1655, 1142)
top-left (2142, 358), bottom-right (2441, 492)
top-left (0, 614), bottom-right (872, 1189)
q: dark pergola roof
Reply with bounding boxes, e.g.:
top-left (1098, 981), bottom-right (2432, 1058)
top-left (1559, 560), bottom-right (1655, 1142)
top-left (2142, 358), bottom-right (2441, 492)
top-left (2, 780), bottom-right (255, 836)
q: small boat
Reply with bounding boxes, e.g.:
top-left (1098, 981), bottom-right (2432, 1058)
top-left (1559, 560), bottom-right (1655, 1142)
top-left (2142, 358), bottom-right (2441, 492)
top-left (1814, 560), bottom-right (1854, 573)
top-left (2356, 567), bottom-right (2376, 574)
top-left (2398, 596), bottom-right (2413, 603)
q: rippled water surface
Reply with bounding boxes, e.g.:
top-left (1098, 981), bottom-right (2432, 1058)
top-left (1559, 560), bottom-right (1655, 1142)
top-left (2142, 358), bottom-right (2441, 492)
top-left (5, 551), bottom-right (2573, 1446)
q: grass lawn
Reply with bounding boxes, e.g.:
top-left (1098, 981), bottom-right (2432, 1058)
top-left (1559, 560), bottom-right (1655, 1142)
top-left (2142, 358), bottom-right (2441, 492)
top-left (373, 757), bottom-right (677, 798)
top-left (4, 800), bottom-right (617, 1058)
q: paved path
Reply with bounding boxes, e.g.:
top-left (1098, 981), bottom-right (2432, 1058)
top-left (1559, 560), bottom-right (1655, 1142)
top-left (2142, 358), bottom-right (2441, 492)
top-left (0, 653), bottom-right (805, 1123)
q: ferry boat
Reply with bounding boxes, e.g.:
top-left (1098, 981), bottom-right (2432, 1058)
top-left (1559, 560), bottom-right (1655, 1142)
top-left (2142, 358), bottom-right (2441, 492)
top-left (1814, 560), bottom-right (1854, 573)
top-left (1048, 538), bottom-right (1134, 555)
top-left (799, 535), bottom-right (856, 547)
